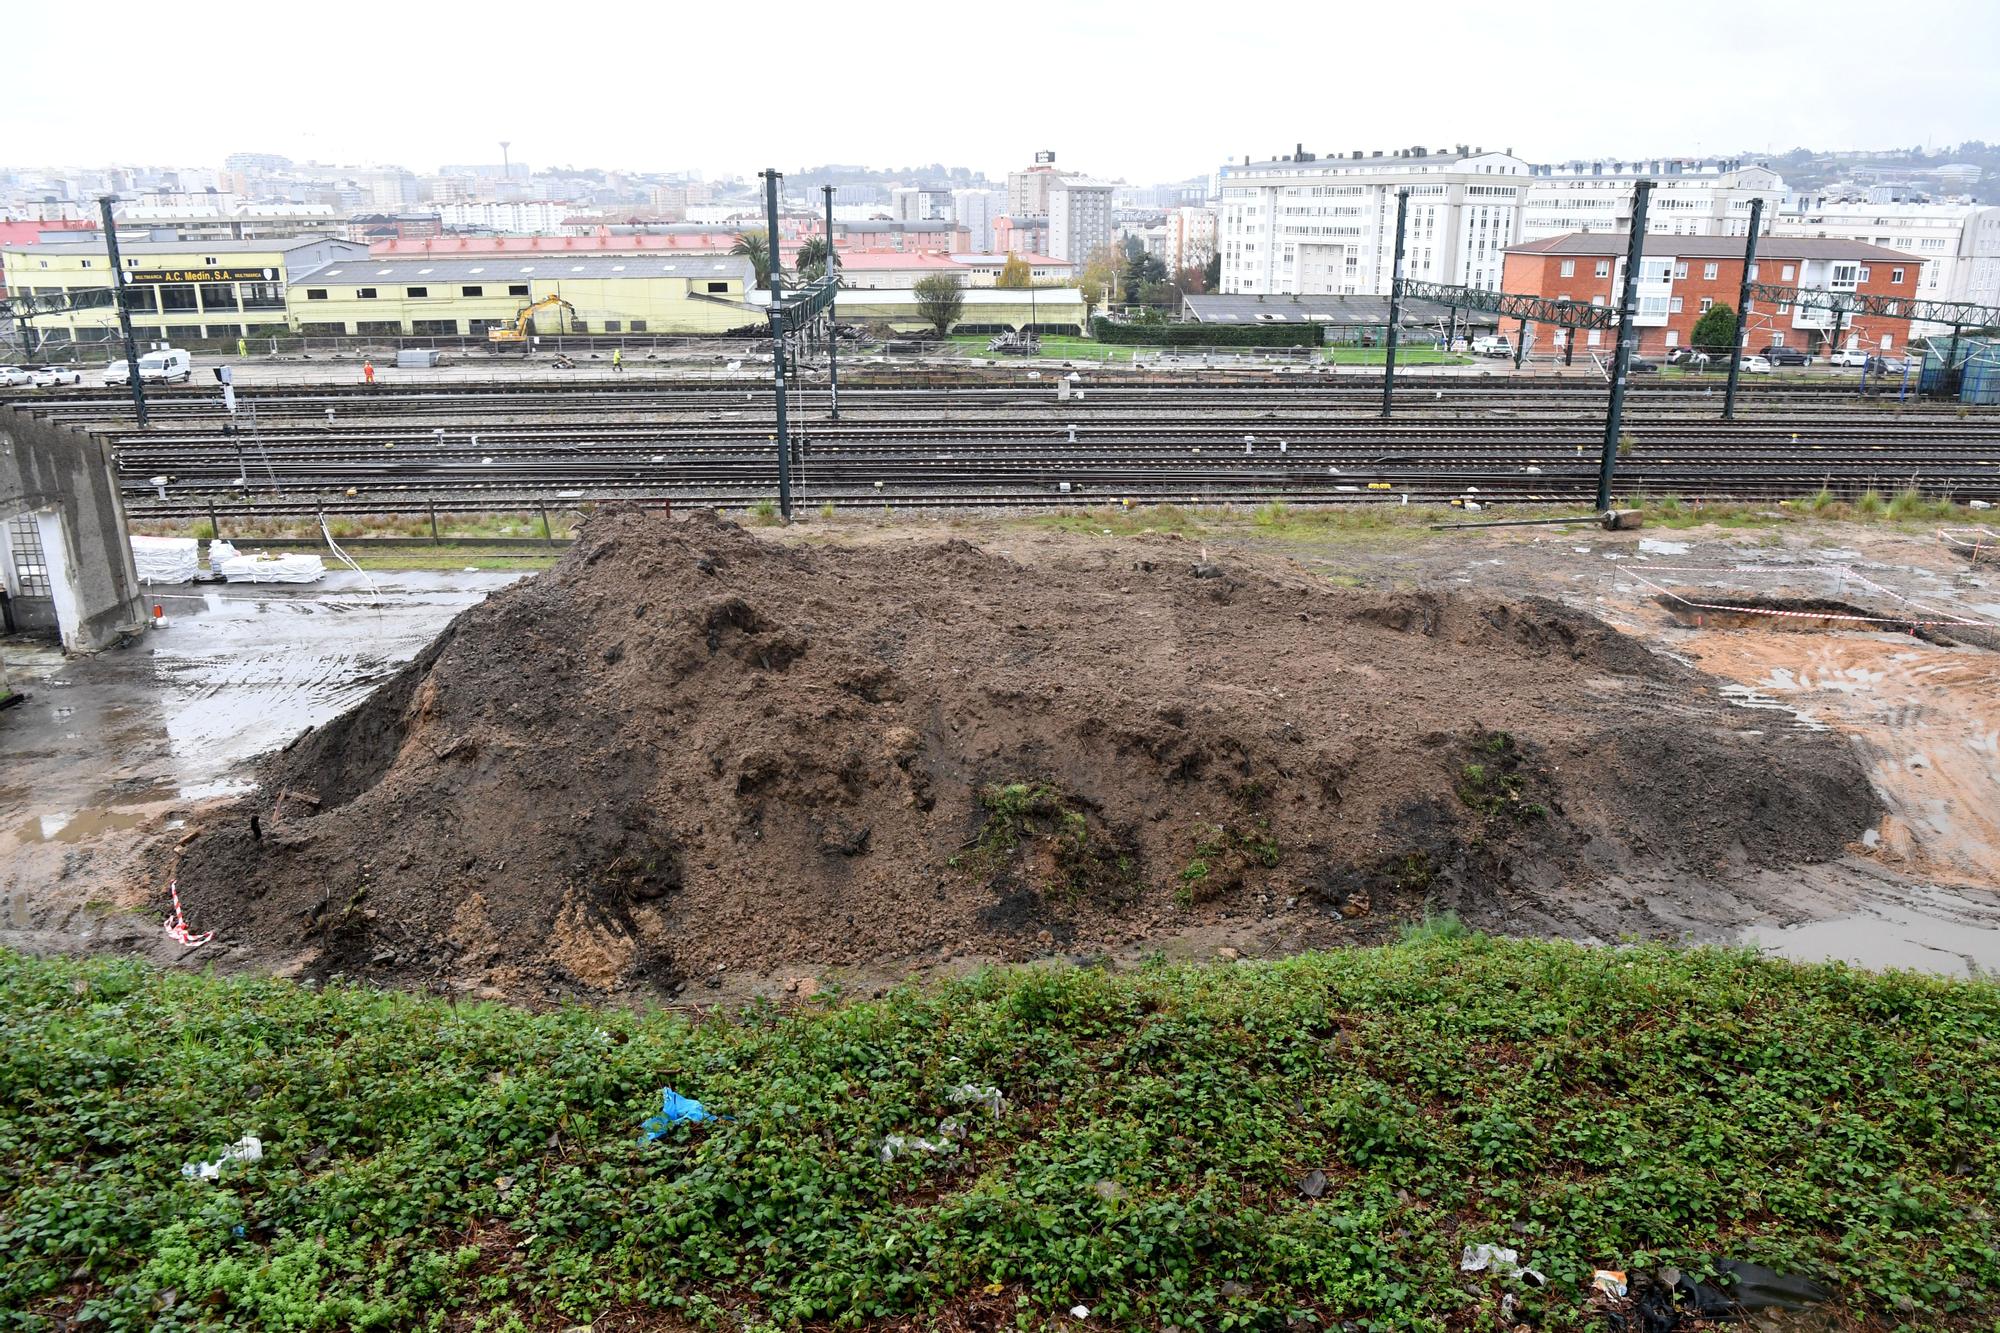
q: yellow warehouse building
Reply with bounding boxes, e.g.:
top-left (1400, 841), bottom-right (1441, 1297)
top-left (286, 254), bottom-right (761, 337)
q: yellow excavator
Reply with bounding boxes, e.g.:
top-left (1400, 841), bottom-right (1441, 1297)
top-left (487, 295), bottom-right (578, 348)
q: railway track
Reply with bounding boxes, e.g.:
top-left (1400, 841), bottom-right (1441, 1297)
top-left (12, 374), bottom-right (1991, 512)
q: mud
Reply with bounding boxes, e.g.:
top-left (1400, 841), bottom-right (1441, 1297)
top-left (159, 508), bottom-right (1881, 999)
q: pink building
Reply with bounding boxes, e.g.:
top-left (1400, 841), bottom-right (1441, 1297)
top-left (994, 216), bottom-right (1050, 256)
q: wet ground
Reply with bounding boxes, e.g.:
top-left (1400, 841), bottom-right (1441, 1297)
top-left (0, 571), bottom-right (521, 965)
top-left (2, 517), bottom-right (1996, 985)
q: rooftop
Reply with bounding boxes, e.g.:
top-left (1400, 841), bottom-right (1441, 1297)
top-left (373, 232), bottom-right (738, 256)
top-left (6, 235), bottom-right (354, 255)
top-left (1506, 232), bottom-right (1921, 261)
top-left (1182, 293), bottom-right (1482, 326)
top-left (288, 255), bottom-right (754, 286)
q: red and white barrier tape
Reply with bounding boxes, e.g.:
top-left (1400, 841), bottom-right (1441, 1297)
top-left (1625, 570), bottom-right (1980, 629)
top-left (163, 878), bottom-right (214, 948)
top-left (1937, 526), bottom-right (1998, 563)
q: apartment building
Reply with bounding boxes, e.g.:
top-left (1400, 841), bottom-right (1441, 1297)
top-left (1164, 206), bottom-right (1217, 274)
top-left (1516, 159), bottom-right (1783, 241)
top-left (1048, 177), bottom-right (1113, 266)
top-left (1217, 145), bottom-right (1530, 296)
top-left (951, 189), bottom-right (1000, 253)
top-left (1771, 197), bottom-right (2000, 325)
top-left (1007, 160), bottom-right (1060, 218)
top-left (1502, 234), bottom-right (1923, 358)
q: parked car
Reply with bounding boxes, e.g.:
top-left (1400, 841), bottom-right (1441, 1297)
top-left (1628, 357), bottom-right (1660, 375)
top-left (1828, 349), bottom-right (1870, 368)
top-left (0, 365), bottom-right (33, 387)
top-left (1866, 355), bottom-right (1909, 375)
top-left (29, 366), bottom-right (82, 388)
top-left (1759, 345), bottom-right (1809, 366)
top-left (1741, 355), bottom-right (1775, 374)
top-left (103, 359), bottom-right (131, 385)
top-left (137, 348), bottom-right (193, 384)
top-left (1471, 334), bottom-right (1512, 358)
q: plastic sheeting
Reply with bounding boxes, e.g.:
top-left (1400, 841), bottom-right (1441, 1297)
top-left (207, 539), bottom-right (239, 572)
top-left (130, 535), bottom-right (200, 585)
top-left (219, 552), bottom-right (326, 584)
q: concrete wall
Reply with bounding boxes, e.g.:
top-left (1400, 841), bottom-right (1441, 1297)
top-left (0, 407), bottom-right (147, 651)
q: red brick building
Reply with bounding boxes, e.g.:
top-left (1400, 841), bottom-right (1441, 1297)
top-left (1502, 234), bottom-right (1924, 358)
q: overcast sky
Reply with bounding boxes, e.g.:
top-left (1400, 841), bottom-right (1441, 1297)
top-left (10, 0), bottom-right (1998, 184)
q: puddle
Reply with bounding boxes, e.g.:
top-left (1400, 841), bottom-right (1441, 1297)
top-left (16, 809), bottom-right (153, 844)
top-left (1743, 882), bottom-right (2000, 976)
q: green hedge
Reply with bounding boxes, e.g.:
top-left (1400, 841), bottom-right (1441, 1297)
top-left (1090, 316), bottom-right (1320, 347)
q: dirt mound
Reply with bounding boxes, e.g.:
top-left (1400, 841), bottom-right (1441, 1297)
top-left (168, 508), bottom-right (1879, 996)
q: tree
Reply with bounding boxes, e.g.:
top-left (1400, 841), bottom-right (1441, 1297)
top-left (912, 273), bottom-right (965, 337)
top-left (1690, 302), bottom-right (1738, 354)
top-left (1077, 244), bottom-right (1122, 316)
top-left (793, 236), bottom-right (840, 283)
top-left (1177, 263), bottom-right (1209, 297)
top-left (1202, 251), bottom-right (1221, 292)
top-left (730, 232), bottom-right (771, 287)
top-left (995, 254), bottom-right (1033, 288)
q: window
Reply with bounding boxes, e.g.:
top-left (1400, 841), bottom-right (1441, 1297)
top-left (1558, 259), bottom-right (1575, 277)
top-left (307, 288), bottom-right (328, 300)
top-left (461, 285), bottom-right (483, 297)
top-left (602, 320), bottom-right (622, 333)
top-left (508, 283), bottom-right (530, 296)
top-left (1699, 297), bottom-right (1713, 312)
top-left (298, 322), bottom-right (346, 335)
top-left (80, 259), bottom-right (92, 269)
top-left (629, 320), bottom-right (647, 333)
top-left (161, 286), bottom-right (197, 311)
top-left (1770, 332), bottom-right (1785, 346)
top-left (1880, 334), bottom-right (1893, 350)
top-left (1829, 263), bottom-right (1859, 289)
top-left (357, 287), bottom-right (378, 299)
top-left (123, 286), bottom-right (159, 312)
top-left (198, 283), bottom-right (237, 312)
top-left (203, 256), bottom-right (218, 265)
top-left (1857, 266), bottom-right (1870, 283)
top-left (1587, 330), bottom-right (1602, 346)
top-left (706, 281), bottom-right (729, 292)
top-left (1748, 262), bottom-right (1759, 279)
top-left (1665, 331), bottom-right (1679, 347)
top-left (411, 319), bottom-right (457, 335)
top-left (242, 282), bottom-right (283, 309)
top-left (1669, 297), bottom-right (1683, 313)
top-left (1890, 267), bottom-right (1904, 284)
top-left (1781, 264), bottom-right (1794, 280)
top-left (1673, 262), bottom-right (1688, 279)
top-left (1594, 260), bottom-right (1610, 277)
top-left (406, 286), bottom-right (429, 298)
top-left (1702, 262), bottom-right (1719, 280)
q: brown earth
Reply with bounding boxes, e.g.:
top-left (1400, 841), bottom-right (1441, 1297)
top-left (164, 506), bottom-right (1880, 997)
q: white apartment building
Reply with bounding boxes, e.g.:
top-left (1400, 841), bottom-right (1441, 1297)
top-left (1049, 177), bottom-right (1113, 266)
top-left (1217, 146), bottom-right (1529, 296)
top-left (891, 186), bottom-right (954, 223)
top-left (437, 200), bottom-right (576, 233)
top-left (1772, 197), bottom-right (2000, 320)
top-left (1516, 159), bottom-right (1784, 241)
top-left (1007, 164), bottom-right (1059, 218)
top-left (1164, 206), bottom-right (1217, 274)
top-left (952, 189), bottom-right (999, 252)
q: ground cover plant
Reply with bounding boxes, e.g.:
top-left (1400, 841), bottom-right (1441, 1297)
top-left (3, 936), bottom-right (1997, 1331)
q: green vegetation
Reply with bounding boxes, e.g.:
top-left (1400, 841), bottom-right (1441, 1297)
top-left (972, 781), bottom-right (1134, 900)
top-left (751, 497), bottom-right (780, 525)
top-left (1454, 732), bottom-right (1546, 822)
top-left (3, 943), bottom-right (1997, 1330)
top-left (1176, 820), bottom-right (1283, 906)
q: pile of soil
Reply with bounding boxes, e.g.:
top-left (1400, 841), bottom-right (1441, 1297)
top-left (168, 508), bottom-right (1879, 996)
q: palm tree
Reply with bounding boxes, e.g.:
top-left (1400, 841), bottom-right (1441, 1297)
top-left (793, 236), bottom-right (840, 284)
top-left (730, 232), bottom-right (771, 287)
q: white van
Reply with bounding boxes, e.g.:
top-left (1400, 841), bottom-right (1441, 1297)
top-left (1471, 335), bottom-right (1512, 358)
top-left (137, 349), bottom-right (193, 384)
